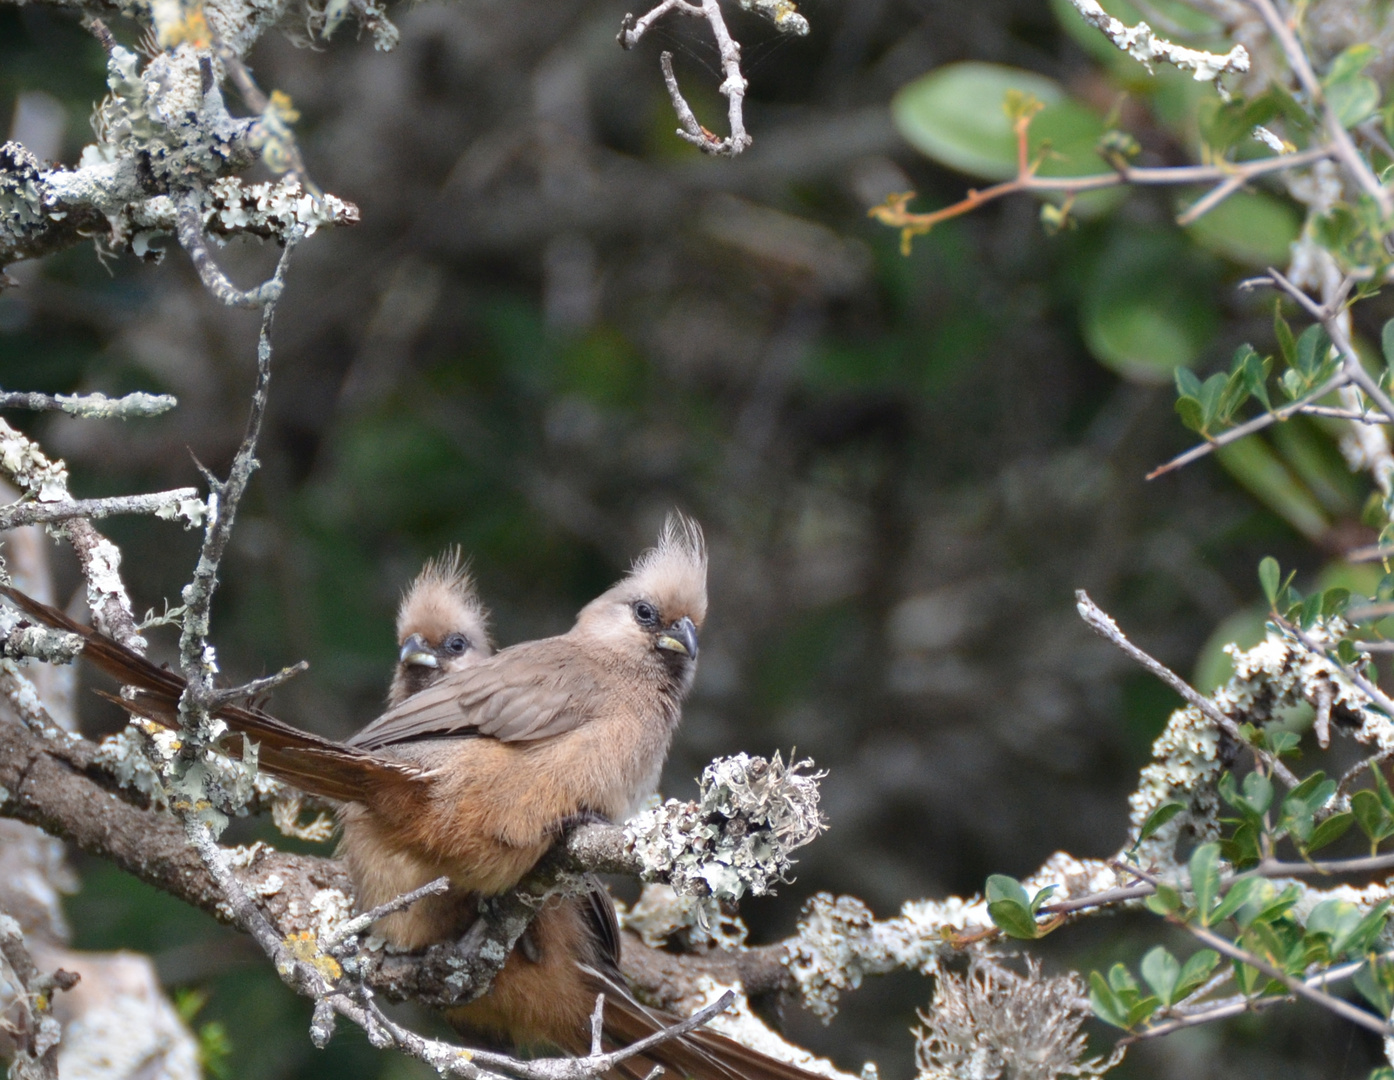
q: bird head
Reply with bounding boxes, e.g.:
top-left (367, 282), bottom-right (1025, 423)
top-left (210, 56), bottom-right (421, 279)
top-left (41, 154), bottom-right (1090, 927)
top-left (390, 547), bottom-right (492, 704)
top-left (576, 514), bottom-right (708, 690)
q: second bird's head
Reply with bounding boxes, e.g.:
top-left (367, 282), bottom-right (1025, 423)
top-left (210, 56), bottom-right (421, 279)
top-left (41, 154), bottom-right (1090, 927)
top-left (391, 547), bottom-right (493, 704)
top-left (577, 514), bottom-right (708, 692)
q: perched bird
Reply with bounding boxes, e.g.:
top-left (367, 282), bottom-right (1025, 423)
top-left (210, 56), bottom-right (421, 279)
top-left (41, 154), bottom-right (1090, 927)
top-left (387, 548), bottom-right (492, 707)
top-left (1, 518), bottom-right (823, 1080)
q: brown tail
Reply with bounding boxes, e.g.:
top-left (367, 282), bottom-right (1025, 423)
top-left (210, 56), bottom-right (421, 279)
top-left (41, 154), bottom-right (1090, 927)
top-left (581, 963), bottom-right (831, 1080)
top-left (0, 584), bottom-right (421, 803)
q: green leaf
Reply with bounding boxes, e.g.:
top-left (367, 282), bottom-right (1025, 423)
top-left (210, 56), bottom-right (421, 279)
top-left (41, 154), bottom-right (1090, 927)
top-left (1089, 970), bottom-right (1132, 1029)
top-left (1140, 946), bottom-right (1181, 1007)
top-left (1191, 842), bottom-right (1223, 925)
top-left (985, 874), bottom-right (1030, 908)
top-left (892, 63), bottom-right (1109, 182)
top-left (1287, 772), bottom-right (1336, 809)
top-left (1146, 882), bottom-right (1183, 916)
top-left (1185, 190), bottom-right (1302, 268)
top-left (1215, 439), bottom-right (1330, 542)
top-left (1259, 557), bottom-right (1281, 606)
top-left (1210, 876), bottom-right (1270, 926)
top-left (987, 898), bottom-right (1041, 939)
top-left (1175, 396), bottom-right (1206, 434)
top-left (1352, 789), bottom-right (1389, 846)
top-left (1336, 899), bottom-right (1392, 955)
top-left (1138, 801), bottom-right (1186, 843)
top-left (1306, 811), bottom-right (1355, 853)
top-left (1372, 762), bottom-right (1394, 814)
top-left (1266, 729), bottom-right (1302, 757)
top-left (1242, 349), bottom-right (1274, 412)
top-left (1381, 319), bottom-right (1394, 370)
top-left (1275, 305), bottom-right (1297, 367)
top-left (1322, 587), bottom-right (1352, 617)
top-left (1030, 884), bottom-right (1059, 913)
top-left (1294, 323), bottom-right (1332, 377)
top-left (1252, 885), bottom-right (1301, 926)
top-left (1108, 962), bottom-right (1139, 996)
top-left (1355, 958), bottom-right (1394, 1016)
top-left (1175, 367), bottom-right (1204, 399)
top-left (1198, 371), bottom-right (1228, 430)
top-left (1337, 638), bottom-right (1361, 666)
top-left (1174, 949), bottom-right (1221, 1000)
top-left (1242, 771), bottom-right (1274, 814)
top-left (1325, 47), bottom-right (1381, 128)
top-left (1299, 591), bottom-right (1323, 630)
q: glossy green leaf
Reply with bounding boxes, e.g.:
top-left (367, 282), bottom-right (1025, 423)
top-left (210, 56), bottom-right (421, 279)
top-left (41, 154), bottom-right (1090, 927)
top-left (1306, 811), bottom-right (1355, 853)
top-left (1191, 842), bottom-right (1222, 925)
top-left (1259, 557), bottom-right (1281, 606)
top-left (1185, 191), bottom-right (1301, 267)
top-left (892, 63), bottom-right (1107, 182)
top-left (1209, 875), bottom-right (1269, 926)
top-left (1138, 801), bottom-right (1186, 843)
top-left (1140, 946), bottom-right (1181, 1007)
top-left (1089, 970), bottom-right (1132, 1029)
top-left (1174, 948), bottom-right (1221, 1000)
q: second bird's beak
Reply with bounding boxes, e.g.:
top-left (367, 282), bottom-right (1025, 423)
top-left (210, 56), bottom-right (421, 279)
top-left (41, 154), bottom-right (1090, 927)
top-left (656, 616), bottom-right (699, 660)
top-left (399, 634), bottom-right (439, 668)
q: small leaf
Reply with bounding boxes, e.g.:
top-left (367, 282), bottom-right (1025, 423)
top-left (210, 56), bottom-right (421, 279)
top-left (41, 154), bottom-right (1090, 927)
top-left (1322, 587), bottom-right (1352, 617)
top-left (1140, 946), bottom-right (1181, 1007)
top-left (1175, 396), bottom-right (1206, 434)
top-left (1108, 962), bottom-right (1139, 995)
top-left (1382, 318), bottom-right (1394, 370)
top-left (1266, 729), bottom-right (1302, 757)
top-left (1174, 949), bottom-right (1221, 1000)
top-left (1210, 876), bottom-right (1270, 926)
top-left (1146, 882), bottom-right (1182, 916)
top-left (1242, 771), bottom-right (1274, 815)
top-left (985, 874), bottom-right (1030, 908)
top-left (1030, 884), bottom-right (1059, 912)
top-left (1338, 639), bottom-right (1361, 665)
top-left (987, 898), bottom-right (1041, 939)
top-left (1138, 801), bottom-right (1186, 844)
top-left (1089, 970), bottom-right (1132, 1029)
top-left (1354, 957), bottom-right (1394, 1015)
top-left (1300, 591), bottom-right (1323, 630)
top-left (1259, 557), bottom-right (1281, 606)
top-left (1175, 367), bottom-right (1204, 399)
top-left (1275, 305), bottom-right (1297, 367)
top-left (1190, 843), bottom-right (1223, 925)
top-left (1295, 324), bottom-right (1331, 377)
top-left (1335, 898), bottom-right (1392, 956)
top-left (1306, 811), bottom-right (1355, 853)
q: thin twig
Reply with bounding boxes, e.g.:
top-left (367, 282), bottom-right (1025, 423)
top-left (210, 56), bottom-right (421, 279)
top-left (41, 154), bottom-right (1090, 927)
top-left (0, 389), bottom-right (177, 418)
top-left (1180, 919), bottom-right (1393, 1036)
top-left (0, 489), bottom-right (200, 531)
top-left (1076, 590), bottom-right (1300, 787)
top-left (323, 877), bottom-right (451, 952)
top-left (1276, 614), bottom-right (1394, 725)
top-left (1146, 370), bottom-right (1350, 480)
top-left (206, 661), bottom-right (311, 708)
top-left (1300, 405), bottom-right (1392, 425)
top-left (590, 994), bottom-right (606, 1057)
top-left (176, 194), bottom-right (290, 310)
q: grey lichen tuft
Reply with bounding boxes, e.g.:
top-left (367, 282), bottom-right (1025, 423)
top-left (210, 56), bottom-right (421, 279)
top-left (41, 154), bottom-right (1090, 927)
top-left (625, 752), bottom-right (826, 901)
top-left (915, 956), bottom-right (1123, 1080)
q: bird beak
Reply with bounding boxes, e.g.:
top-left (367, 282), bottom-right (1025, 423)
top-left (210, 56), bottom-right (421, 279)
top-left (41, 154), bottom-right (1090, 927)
top-left (399, 634), bottom-right (438, 668)
top-left (656, 616), bottom-right (699, 660)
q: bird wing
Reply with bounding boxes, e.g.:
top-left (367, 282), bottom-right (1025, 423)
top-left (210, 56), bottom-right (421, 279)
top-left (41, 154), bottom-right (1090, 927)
top-left (347, 639), bottom-right (603, 749)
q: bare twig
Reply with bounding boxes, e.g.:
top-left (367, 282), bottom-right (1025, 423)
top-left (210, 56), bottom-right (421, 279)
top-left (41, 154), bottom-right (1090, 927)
top-left (1076, 590), bottom-right (1300, 787)
top-left (176, 194), bottom-right (290, 310)
top-left (1300, 405), bottom-right (1392, 425)
top-left (0, 489), bottom-right (201, 531)
top-left (1145, 370), bottom-right (1350, 480)
top-left (206, 661), bottom-right (311, 708)
top-left (0, 389), bottom-right (177, 419)
top-left (0, 909), bottom-right (78, 1080)
top-left (323, 876), bottom-right (450, 953)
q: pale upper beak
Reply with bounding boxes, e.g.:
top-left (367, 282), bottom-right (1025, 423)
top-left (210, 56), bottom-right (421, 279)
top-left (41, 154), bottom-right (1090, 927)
top-left (656, 616), bottom-right (699, 660)
top-left (399, 633), bottom-right (438, 668)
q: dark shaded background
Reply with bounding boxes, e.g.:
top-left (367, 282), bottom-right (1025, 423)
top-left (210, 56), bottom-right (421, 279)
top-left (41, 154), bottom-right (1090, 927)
top-left (1, 0), bottom-right (1382, 1076)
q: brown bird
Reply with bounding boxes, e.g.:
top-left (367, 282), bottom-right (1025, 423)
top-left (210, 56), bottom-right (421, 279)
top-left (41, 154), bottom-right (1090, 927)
top-left (387, 548), bottom-right (492, 707)
top-left (0, 518), bottom-right (825, 1080)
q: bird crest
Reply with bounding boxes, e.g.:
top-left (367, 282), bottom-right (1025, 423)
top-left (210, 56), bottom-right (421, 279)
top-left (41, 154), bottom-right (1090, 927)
top-left (397, 546), bottom-right (491, 648)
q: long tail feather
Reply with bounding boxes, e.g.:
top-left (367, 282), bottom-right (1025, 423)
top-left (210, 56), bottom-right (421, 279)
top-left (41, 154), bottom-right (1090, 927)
top-left (583, 964), bottom-right (830, 1080)
top-left (1, 584), bottom-right (421, 802)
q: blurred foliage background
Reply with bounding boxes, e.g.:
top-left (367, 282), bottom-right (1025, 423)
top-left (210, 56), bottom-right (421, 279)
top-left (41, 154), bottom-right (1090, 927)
top-left (4, 0), bottom-right (1392, 1076)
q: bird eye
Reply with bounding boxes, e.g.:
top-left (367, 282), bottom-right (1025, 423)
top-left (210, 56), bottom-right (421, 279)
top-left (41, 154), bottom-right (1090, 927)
top-left (442, 633), bottom-right (470, 655)
top-left (632, 601), bottom-right (659, 627)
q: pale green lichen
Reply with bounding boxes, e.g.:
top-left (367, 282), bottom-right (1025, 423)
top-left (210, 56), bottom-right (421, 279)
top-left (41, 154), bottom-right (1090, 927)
top-left (625, 752), bottom-right (825, 901)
